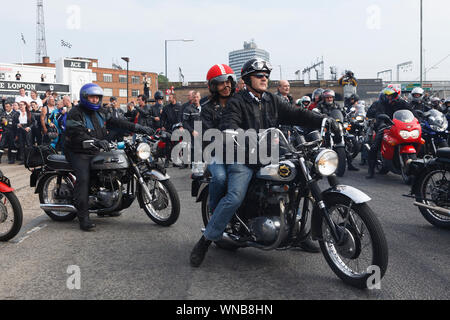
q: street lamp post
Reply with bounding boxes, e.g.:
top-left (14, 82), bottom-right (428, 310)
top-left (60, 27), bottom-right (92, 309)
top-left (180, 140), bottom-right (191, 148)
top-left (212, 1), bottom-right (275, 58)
top-left (165, 39), bottom-right (194, 80)
top-left (121, 57), bottom-right (130, 104)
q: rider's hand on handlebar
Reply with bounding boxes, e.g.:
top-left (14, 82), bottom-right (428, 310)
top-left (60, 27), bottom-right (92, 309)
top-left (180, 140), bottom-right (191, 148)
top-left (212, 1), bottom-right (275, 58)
top-left (327, 118), bottom-right (341, 136)
top-left (135, 124), bottom-right (154, 136)
top-left (94, 139), bottom-right (110, 151)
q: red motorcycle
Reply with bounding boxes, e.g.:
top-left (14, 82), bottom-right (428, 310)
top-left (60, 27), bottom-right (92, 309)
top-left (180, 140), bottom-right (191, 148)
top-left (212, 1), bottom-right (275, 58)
top-left (0, 169), bottom-right (23, 241)
top-left (376, 110), bottom-right (425, 184)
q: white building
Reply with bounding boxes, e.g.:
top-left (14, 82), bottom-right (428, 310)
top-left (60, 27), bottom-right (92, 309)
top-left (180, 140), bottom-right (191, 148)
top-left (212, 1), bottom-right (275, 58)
top-left (229, 40), bottom-right (270, 79)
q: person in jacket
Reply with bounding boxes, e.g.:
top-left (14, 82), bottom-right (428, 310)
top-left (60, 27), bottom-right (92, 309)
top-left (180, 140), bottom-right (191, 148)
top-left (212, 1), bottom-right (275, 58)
top-left (365, 87), bottom-right (413, 179)
top-left (189, 58), bottom-right (340, 267)
top-left (161, 93), bottom-right (183, 167)
top-left (0, 102), bottom-right (19, 164)
top-left (15, 101), bottom-right (34, 164)
top-left (64, 84), bottom-right (153, 231)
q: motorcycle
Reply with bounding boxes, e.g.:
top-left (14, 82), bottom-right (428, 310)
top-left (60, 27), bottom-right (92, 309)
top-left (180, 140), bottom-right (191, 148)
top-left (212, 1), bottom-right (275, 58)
top-left (406, 148), bottom-right (450, 229)
top-left (375, 110), bottom-right (424, 184)
top-left (192, 125), bottom-right (388, 289)
top-left (416, 109), bottom-right (449, 157)
top-left (345, 104), bottom-right (367, 159)
top-left (314, 108), bottom-right (347, 177)
top-left (0, 169), bottom-right (23, 241)
top-left (29, 135), bottom-right (180, 226)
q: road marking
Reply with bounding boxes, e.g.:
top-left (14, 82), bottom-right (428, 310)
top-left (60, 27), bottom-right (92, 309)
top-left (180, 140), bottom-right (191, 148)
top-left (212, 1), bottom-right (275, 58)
top-left (13, 224), bottom-right (48, 244)
top-left (9, 215), bottom-right (49, 244)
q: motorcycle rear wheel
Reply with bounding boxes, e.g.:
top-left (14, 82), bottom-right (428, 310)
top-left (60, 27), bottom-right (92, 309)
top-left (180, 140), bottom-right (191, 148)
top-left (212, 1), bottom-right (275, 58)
top-left (318, 194), bottom-right (388, 289)
top-left (39, 174), bottom-right (77, 222)
top-left (416, 168), bottom-right (450, 229)
top-left (0, 191), bottom-right (23, 241)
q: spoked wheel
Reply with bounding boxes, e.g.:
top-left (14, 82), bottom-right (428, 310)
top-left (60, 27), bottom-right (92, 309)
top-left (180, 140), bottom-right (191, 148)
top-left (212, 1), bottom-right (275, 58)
top-left (139, 178), bottom-right (180, 226)
top-left (335, 147), bottom-right (347, 177)
top-left (201, 193), bottom-right (239, 251)
top-left (0, 192), bottom-right (23, 241)
top-left (39, 174), bottom-right (76, 222)
top-left (319, 194), bottom-right (388, 289)
top-left (416, 169), bottom-right (450, 229)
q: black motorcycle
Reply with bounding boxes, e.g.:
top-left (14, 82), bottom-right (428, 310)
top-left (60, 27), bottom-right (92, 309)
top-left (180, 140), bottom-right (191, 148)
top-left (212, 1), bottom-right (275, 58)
top-left (407, 148), bottom-right (450, 229)
top-left (192, 127), bottom-right (388, 289)
top-left (29, 135), bottom-right (180, 226)
top-left (344, 104), bottom-right (367, 159)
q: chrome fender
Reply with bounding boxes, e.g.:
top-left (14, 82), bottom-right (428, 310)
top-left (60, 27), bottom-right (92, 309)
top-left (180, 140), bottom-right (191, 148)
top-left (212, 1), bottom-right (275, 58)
top-left (323, 185), bottom-right (371, 204)
top-left (143, 170), bottom-right (170, 181)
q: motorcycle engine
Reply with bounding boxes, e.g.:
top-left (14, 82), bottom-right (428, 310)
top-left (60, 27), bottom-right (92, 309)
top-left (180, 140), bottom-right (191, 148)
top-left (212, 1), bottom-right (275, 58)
top-left (89, 189), bottom-right (120, 208)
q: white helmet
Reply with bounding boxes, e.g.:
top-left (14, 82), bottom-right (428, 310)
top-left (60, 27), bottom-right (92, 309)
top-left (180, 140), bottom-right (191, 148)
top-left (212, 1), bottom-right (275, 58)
top-left (410, 87), bottom-right (424, 103)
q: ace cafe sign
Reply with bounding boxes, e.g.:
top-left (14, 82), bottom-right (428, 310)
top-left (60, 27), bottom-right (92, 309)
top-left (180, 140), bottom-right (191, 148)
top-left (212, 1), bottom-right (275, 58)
top-left (64, 59), bottom-right (88, 69)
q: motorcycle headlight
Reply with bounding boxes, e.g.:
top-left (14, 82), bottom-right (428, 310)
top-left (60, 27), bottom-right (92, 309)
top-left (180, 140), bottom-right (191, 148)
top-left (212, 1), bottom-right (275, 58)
top-left (410, 129), bottom-right (420, 139)
top-left (315, 149), bottom-right (339, 176)
top-left (356, 116), bottom-right (364, 122)
top-left (343, 122), bottom-right (349, 129)
top-left (137, 143), bottom-right (151, 160)
top-left (399, 130), bottom-right (410, 139)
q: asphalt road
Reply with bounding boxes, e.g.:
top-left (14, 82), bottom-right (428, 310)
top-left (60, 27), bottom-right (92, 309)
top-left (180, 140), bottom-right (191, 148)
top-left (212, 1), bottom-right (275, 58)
top-left (0, 160), bottom-right (449, 300)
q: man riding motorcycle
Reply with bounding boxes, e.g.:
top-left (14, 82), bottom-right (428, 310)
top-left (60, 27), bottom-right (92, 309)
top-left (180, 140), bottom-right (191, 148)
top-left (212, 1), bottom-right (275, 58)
top-left (64, 83), bottom-right (153, 231)
top-left (409, 87), bottom-right (429, 113)
top-left (316, 89), bottom-right (360, 172)
top-left (189, 58), bottom-right (341, 267)
top-left (365, 87), bottom-right (413, 179)
top-left (308, 88), bottom-right (324, 111)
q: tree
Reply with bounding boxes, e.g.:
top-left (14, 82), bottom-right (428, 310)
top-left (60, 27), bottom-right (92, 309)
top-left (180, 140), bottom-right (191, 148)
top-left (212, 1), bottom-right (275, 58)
top-left (158, 73), bottom-right (169, 88)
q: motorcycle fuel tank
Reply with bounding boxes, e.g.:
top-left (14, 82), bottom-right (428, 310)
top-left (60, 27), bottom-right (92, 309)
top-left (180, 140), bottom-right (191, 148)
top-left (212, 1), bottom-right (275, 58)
top-left (90, 150), bottom-right (129, 170)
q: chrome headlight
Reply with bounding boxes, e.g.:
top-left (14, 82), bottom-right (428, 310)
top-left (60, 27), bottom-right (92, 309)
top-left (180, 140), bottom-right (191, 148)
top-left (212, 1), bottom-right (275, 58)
top-left (137, 143), bottom-right (151, 160)
top-left (315, 149), bottom-right (339, 176)
top-left (356, 116), bottom-right (364, 122)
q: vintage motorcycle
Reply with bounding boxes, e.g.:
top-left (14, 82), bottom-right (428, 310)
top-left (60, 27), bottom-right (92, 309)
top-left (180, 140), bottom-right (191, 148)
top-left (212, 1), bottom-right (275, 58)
top-left (375, 110), bottom-right (424, 184)
top-left (29, 135), bottom-right (180, 226)
top-left (407, 148), bottom-right (450, 229)
top-left (344, 104), bottom-right (367, 159)
top-left (0, 169), bottom-right (23, 241)
top-left (192, 125), bottom-right (388, 289)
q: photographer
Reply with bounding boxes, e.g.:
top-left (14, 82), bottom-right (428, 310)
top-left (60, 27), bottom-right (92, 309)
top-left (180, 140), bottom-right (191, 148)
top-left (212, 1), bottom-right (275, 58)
top-left (339, 70), bottom-right (358, 107)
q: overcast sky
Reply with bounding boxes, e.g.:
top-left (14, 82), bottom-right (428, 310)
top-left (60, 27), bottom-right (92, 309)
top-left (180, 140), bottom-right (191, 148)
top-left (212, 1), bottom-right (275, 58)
top-left (1, 0), bottom-right (449, 82)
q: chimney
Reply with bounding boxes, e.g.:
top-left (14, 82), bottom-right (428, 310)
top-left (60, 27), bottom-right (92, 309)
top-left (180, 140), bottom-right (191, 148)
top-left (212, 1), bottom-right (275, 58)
top-left (42, 56), bottom-right (50, 64)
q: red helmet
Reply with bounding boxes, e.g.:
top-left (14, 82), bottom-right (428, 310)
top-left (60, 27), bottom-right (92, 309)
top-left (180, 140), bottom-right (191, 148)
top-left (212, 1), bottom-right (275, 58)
top-left (387, 84), bottom-right (401, 99)
top-left (206, 64), bottom-right (237, 96)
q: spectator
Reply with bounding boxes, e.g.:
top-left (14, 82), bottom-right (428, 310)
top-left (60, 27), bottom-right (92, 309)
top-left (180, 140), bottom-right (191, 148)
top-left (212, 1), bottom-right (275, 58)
top-left (41, 74), bottom-right (46, 82)
top-left (107, 97), bottom-right (127, 142)
top-left (135, 94), bottom-right (152, 128)
top-left (41, 89), bottom-right (52, 106)
top-left (40, 95), bottom-right (57, 144)
top-left (12, 102), bottom-right (20, 112)
top-left (339, 70), bottom-right (358, 106)
top-left (124, 101), bottom-right (138, 123)
top-left (15, 71), bottom-right (22, 81)
top-left (276, 80), bottom-right (293, 104)
top-left (15, 88), bottom-right (31, 104)
top-left (30, 101), bottom-right (42, 145)
top-left (0, 102), bottom-right (19, 164)
top-left (182, 91), bottom-right (201, 167)
top-left (236, 78), bottom-right (246, 92)
top-left (16, 101), bottom-right (34, 165)
top-left (30, 90), bottom-right (43, 107)
top-left (179, 90), bottom-right (195, 122)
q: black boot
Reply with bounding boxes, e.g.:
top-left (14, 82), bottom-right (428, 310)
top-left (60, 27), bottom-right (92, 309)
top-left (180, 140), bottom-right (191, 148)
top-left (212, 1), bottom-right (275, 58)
top-left (8, 150), bottom-right (16, 164)
top-left (295, 237), bottom-right (320, 253)
top-left (366, 160), bottom-right (376, 179)
top-left (190, 235), bottom-right (212, 267)
top-left (347, 161), bottom-right (360, 171)
top-left (79, 215), bottom-right (96, 231)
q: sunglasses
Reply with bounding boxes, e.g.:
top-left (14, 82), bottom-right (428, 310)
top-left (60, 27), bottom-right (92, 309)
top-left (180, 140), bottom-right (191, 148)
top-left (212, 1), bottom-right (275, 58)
top-left (253, 73), bottom-right (270, 79)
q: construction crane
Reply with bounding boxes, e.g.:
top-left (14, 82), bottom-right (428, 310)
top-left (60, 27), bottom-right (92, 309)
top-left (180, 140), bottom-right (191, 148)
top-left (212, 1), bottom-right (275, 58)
top-left (36, 0), bottom-right (48, 63)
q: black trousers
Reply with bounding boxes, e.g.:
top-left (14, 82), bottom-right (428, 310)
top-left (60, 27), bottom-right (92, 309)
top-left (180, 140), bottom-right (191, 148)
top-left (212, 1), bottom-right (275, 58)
top-left (17, 128), bottom-right (32, 161)
top-left (0, 130), bottom-right (17, 160)
top-left (65, 150), bottom-right (94, 219)
top-left (368, 127), bottom-right (387, 161)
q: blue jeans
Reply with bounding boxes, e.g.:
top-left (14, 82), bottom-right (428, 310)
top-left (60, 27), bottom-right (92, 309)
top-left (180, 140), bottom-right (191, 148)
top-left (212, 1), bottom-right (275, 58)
top-left (207, 161), bottom-right (227, 212)
top-left (204, 164), bottom-right (254, 241)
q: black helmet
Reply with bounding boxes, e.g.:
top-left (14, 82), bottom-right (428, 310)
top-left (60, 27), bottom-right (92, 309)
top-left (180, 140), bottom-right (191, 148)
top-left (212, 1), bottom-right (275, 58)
top-left (241, 58), bottom-right (272, 85)
top-left (349, 93), bottom-right (360, 101)
top-left (312, 88), bottom-right (324, 102)
top-left (154, 91), bottom-right (164, 100)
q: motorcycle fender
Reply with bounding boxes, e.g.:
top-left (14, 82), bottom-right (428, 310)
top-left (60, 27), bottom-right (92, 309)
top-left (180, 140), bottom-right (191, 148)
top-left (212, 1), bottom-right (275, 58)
top-left (142, 170), bottom-right (170, 181)
top-left (34, 172), bottom-right (59, 195)
top-left (196, 183), bottom-right (209, 203)
top-left (311, 186), bottom-right (371, 240)
top-left (0, 182), bottom-right (13, 193)
top-left (400, 145), bottom-right (417, 154)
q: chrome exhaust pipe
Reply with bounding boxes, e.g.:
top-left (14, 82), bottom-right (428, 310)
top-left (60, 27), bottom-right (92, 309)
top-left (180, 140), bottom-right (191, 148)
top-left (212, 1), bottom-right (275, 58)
top-left (413, 202), bottom-right (450, 217)
top-left (40, 204), bottom-right (77, 213)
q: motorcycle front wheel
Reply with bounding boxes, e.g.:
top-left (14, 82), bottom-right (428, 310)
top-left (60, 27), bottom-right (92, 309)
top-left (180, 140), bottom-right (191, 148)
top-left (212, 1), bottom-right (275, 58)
top-left (318, 194), bottom-right (388, 289)
top-left (335, 147), bottom-right (347, 177)
top-left (0, 191), bottom-right (23, 241)
top-left (416, 168), bottom-right (450, 229)
top-left (138, 178), bottom-right (180, 226)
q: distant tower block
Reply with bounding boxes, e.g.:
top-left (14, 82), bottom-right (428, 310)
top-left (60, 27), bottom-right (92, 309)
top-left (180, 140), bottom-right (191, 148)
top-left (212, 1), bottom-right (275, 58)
top-left (36, 0), bottom-right (48, 63)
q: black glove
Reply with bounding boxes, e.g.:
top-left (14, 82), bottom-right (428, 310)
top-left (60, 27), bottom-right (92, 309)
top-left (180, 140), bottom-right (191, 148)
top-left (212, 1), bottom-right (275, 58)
top-left (94, 139), bottom-right (110, 151)
top-left (135, 124), bottom-right (154, 136)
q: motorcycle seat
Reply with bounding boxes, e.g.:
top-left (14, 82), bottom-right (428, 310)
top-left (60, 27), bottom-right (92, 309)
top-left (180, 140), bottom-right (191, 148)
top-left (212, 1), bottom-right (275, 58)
top-left (436, 147), bottom-right (450, 159)
top-left (46, 154), bottom-right (72, 171)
